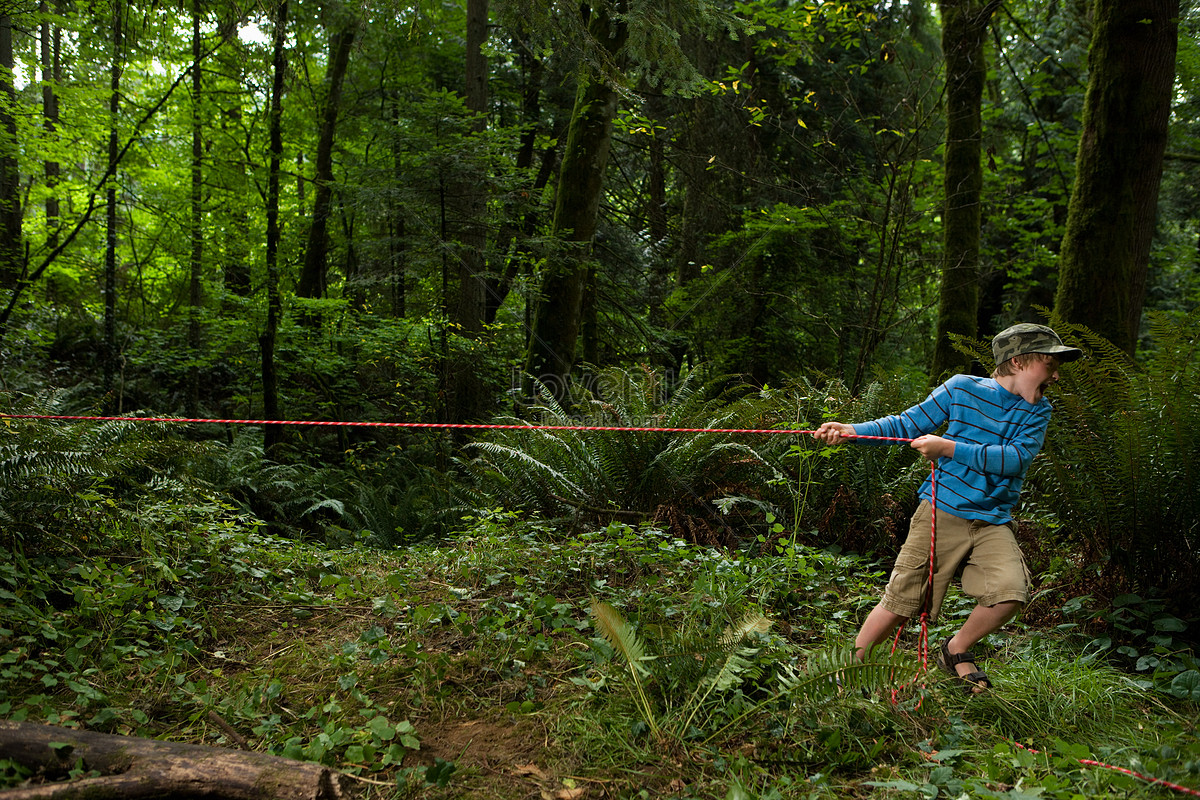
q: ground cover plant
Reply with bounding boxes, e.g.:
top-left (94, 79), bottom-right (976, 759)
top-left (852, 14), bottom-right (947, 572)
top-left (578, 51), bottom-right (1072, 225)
top-left (2, 498), bottom-right (1198, 798)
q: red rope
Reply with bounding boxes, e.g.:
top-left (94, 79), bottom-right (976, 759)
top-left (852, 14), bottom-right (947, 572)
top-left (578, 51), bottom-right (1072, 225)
top-left (0, 413), bottom-right (821, 435)
top-left (890, 459), bottom-right (938, 707)
top-left (0, 414), bottom-right (916, 442)
top-left (1015, 742), bottom-right (1200, 797)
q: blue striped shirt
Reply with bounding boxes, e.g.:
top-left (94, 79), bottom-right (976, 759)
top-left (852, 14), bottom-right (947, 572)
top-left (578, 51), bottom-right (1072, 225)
top-left (852, 374), bottom-right (1051, 524)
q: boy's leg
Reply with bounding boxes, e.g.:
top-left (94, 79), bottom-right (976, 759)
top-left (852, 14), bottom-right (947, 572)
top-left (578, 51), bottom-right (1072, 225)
top-left (945, 600), bottom-right (1021, 691)
top-left (950, 519), bottom-right (1031, 691)
top-left (854, 602), bottom-right (908, 657)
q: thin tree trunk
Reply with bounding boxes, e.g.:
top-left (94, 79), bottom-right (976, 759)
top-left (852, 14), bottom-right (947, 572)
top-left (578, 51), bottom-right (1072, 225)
top-left (102, 0), bottom-right (124, 407)
top-left (260, 0), bottom-right (288, 459)
top-left (187, 0), bottom-right (204, 415)
top-left (40, 3), bottom-right (62, 251)
top-left (931, 0), bottom-right (1000, 380)
top-left (486, 33), bottom-right (549, 326)
top-left (1053, 0), bottom-right (1178, 353)
top-left (296, 19), bottom-right (356, 304)
top-left (0, 14), bottom-right (22, 292)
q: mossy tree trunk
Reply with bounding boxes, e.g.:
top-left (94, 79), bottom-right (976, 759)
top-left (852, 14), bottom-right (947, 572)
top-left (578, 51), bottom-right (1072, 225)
top-left (0, 14), bottom-right (20, 293)
top-left (445, 0), bottom-right (491, 425)
top-left (931, 0), bottom-right (1000, 380)
top-left (1053, 0), bottom-right (1178, 354)
top-left (296, 18), bottom-right (357, 304)
top-left (523, 3), bottom-right (627, 406)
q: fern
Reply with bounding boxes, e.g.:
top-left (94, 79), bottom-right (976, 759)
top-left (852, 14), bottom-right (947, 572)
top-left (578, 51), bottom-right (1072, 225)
top-left (589, 600), bottom-right (661, 739)
top-left (460, 367), bottom-right (799, 544)
top-left (780, 644), bottom-right (909, 701)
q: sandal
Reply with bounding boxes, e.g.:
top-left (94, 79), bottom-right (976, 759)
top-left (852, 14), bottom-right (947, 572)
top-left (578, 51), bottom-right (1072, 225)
top-left (937, 639), bottom-right (992, 693)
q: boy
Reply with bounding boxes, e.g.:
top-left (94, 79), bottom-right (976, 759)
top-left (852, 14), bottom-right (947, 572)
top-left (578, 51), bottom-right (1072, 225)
top-left (813, 323), bottom-right (1082, 692)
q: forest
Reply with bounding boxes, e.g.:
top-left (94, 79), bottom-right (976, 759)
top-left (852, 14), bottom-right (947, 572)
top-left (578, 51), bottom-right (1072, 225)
top-left (1, 0), bottom-right (1199, 797)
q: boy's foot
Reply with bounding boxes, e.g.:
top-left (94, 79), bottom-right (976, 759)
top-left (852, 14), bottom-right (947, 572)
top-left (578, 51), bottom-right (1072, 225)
top-left (937, 639), bottom-right (991, 694)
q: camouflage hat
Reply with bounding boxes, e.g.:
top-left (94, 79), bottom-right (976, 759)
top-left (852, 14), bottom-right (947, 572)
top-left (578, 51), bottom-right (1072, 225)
top-left (992, 323), bottom-right (1082, 364)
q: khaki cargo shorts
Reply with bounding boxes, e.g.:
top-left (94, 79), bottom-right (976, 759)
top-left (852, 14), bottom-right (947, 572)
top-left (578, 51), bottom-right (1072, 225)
top-left (879, 501), bottom-right (1031, 622)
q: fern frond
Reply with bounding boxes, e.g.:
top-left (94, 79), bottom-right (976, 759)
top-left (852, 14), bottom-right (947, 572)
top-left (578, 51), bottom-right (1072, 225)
top-left (590, 601), bottom-right (652, 674)
top-left (589, 600), bottom-right (660, 738)
top-left (781, 644), bottom-right (908, 702)
top-left (719, 612), bottom-right (773, 647)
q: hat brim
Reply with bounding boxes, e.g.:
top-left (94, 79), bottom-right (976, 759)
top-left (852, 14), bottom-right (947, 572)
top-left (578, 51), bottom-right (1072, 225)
top-left (1036, 346), bottom-right (1083, 363)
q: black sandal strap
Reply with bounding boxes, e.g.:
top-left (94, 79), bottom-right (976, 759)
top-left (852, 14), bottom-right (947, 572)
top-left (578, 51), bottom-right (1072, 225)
top-left (945, 650), bottom-right (979, 667)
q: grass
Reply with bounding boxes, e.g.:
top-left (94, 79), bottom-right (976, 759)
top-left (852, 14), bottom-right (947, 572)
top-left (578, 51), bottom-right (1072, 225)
top-left (1, 512), bottom-right (1198, 799)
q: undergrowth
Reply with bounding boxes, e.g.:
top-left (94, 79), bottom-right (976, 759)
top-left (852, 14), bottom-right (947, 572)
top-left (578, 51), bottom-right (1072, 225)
top-left (2, 511), bottom-right (1197, 799)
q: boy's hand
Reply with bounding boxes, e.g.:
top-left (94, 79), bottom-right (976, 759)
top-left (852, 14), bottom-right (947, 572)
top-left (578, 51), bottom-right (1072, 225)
top-left (910, 434), bottom-right (954, 461)
top-left (813, 422), bottom-right (855, 444)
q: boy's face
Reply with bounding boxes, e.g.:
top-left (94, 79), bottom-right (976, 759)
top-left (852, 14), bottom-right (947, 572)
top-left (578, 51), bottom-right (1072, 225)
top-left (1017, 353), bottom-right (1062, 402)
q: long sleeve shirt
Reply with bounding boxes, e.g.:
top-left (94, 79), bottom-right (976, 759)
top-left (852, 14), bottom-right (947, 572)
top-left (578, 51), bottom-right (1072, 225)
top-left (851, 374), bottom-right (1052, 524)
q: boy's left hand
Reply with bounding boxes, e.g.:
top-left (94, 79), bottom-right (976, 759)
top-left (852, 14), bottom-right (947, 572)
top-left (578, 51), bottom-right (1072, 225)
top-left (910, 434), bottom-right (954, 461)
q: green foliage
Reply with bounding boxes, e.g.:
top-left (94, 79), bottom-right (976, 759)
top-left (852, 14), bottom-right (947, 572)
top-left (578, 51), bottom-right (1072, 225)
top-left (2, 494), bottom-right (1198, 798)
top-left (767, 374), bottom-right (928, 555)
top-left (461, 366), bottom-right (798, 544)
top-left (0, 393), bottom-right (214, 553)
top-left (1056, 592), bottom-right (1199, 700)
top-left (459, 365), bottom-right (930, 554)
top-left (1036, 316), bottom-right (1197, 610)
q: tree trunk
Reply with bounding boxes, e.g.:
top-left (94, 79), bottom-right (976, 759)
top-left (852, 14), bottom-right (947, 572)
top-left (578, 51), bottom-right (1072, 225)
top-left (260, 0), bottom-right (288, 459)
top-left (930, 0), bottom-right (1000, 380)
top-left (40, 3), bottom-right (62, 251)
top-left (1053, 0), bottom-right (1178, 353)
top-left (387, 96), bottom-right (406, 318)
top-left (445, 0), bottom-right (491, 424)
top-left (296, 19), bottom-right (357, 304)
top-left (102, 0), bottom-right (124, 407)
top-left (187, 0), bottom-right (204, 415)
top-left (0, 720), bottom-right (353, 800)
top-left (523, 3), bottom-right (627, 406)
top-left (486, 32), bottom-right (550, 327)
top-left (0, 14), bottom-right (23, 293)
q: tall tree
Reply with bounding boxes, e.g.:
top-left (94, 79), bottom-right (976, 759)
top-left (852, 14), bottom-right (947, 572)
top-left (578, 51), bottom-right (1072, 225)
top-left (523, 2), bottom-right (628, 404)
top-left (0, 14), bottom-right (21, 292)
top-left (295, 10), bottom-right (357, 303)
top-left (261, 0), bottom-right (288, 458)
top-left (1053, 0), bottom-right (1179, 353)
top-left (931, 0), bottom-right (1001, 379)
top-left (445, 0), bottom-right (492, 423)
top-left (187, 0), bottom-right (204, 415)
top-left (40, 2), bottom-right (62, 251)
top-left (102, 0), bottom-right (125, 404)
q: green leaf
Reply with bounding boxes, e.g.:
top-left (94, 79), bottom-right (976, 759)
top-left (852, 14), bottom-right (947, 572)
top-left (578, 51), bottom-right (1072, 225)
top-left (425, 758), bottom-right (455, 787)
top-left (368, 715), bottom-right (396, 741)
top-left (1152, 615), bottom-right (1186, 632)
top-left (1169, 670), bottom-right (1200, 701)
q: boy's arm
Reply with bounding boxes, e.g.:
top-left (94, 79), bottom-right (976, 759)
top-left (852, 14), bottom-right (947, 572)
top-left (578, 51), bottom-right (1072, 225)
top-left (851, 382), bottom-right (953, 442)
top-left (950, 410), bottom-right (1051, 476)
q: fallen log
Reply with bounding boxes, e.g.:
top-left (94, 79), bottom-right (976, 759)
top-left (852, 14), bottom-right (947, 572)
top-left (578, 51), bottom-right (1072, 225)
top-left (0, 720), bottom-right (355, 800)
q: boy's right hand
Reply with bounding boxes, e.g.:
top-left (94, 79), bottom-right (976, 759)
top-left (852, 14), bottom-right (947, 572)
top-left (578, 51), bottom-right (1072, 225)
top-left (812, 422), bottom-right (855, 444)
